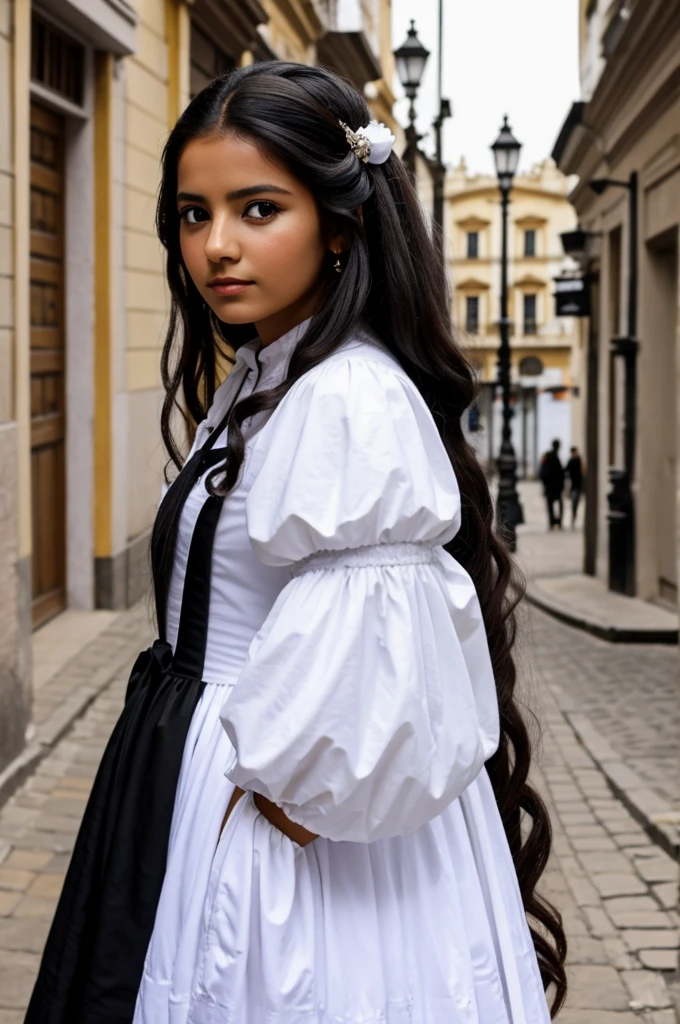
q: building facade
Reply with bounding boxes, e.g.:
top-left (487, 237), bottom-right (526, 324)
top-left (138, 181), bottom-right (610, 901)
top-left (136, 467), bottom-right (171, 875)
top-left (446, 158), bottom-right (580, 477)
top-left (0, 0), bottom-right (395, 772)
top-left (553, 0), bottom-right (680, 604)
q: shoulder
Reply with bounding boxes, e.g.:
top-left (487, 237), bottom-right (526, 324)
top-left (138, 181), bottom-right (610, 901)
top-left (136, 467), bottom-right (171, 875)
top-left (250, 324), bottom-right (453, 480)
top-left (249, 321), bottom-right (456, 486)
top-left (279, 323), bottom-right (430, 423)
top-left (244, 324), bottom-right (461, 564)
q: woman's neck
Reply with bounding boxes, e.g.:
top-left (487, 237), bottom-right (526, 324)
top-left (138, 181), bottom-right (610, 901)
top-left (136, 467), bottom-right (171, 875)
top-left (254, 292), bottom-right (319, 346)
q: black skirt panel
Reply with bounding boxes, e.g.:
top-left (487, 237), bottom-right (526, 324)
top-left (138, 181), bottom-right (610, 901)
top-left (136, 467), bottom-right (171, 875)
top-left (24, 642), bottom-right (205, 1024)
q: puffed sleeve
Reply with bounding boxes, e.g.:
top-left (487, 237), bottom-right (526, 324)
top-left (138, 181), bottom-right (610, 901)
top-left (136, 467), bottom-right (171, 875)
top-left (220, 356), bottom-right (500, 843)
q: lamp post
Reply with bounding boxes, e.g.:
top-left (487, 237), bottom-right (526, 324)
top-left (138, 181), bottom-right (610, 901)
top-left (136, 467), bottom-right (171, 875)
top-left (560, 226), bottom-right (600, 578)
top-left (588, 174), bottom-right (639, 595)
top-left (393, 20), bottom-right (430, 184)
top-left (491, 116), bottom-right (524, 552)
top-left (431, 97), bottom-right (452, 250)
top-left (431, 0), bottom-right (451, 257)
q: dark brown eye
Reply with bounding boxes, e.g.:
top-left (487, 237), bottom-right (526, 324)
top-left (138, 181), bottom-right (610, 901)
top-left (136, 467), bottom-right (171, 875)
top-left (244, 201), bottom-right (279, 221)
top-left (180, 207), bottom-right (209, 225)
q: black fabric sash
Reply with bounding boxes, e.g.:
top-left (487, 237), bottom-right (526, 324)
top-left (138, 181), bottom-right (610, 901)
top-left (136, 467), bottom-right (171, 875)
top-left (24, 366), bottom-right (255, 1024)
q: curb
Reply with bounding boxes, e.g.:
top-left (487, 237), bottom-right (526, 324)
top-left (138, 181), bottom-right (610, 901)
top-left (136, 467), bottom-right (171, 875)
top-left (0, 628), bottom-right (145, 810)
top-left (526, 583), bottom-right (679, 645)
top-left (0, 743), bottom-right (46, 814)
top-left (552, 690), bottom-right (680, 862)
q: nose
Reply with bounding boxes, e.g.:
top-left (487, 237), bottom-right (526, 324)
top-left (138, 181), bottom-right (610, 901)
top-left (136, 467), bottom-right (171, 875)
top-left (204, 212), bottom-right (240, 264)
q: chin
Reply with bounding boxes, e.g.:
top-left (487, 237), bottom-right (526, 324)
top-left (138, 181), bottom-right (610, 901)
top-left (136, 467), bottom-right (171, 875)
top-left (210, 304), bottom-right (261, 326)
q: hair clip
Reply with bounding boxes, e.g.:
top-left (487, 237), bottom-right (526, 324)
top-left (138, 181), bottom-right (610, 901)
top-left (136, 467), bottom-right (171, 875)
top-left (339, 119), bottom-right (396, 165)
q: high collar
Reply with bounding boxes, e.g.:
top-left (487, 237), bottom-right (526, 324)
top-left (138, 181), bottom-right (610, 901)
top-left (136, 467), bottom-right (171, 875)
top-left (205, 315), bottom-right (382, 434)
top-left (234, 317), bottom-right (313, 377)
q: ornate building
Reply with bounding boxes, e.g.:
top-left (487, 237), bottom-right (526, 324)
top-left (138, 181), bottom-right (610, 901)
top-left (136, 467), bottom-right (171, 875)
top-left (0, 0), bottom-right (395, 771)
top-left (446, 158), bottom-right (580, 476)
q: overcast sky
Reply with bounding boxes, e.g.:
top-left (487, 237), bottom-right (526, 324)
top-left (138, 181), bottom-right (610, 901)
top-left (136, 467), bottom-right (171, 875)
top-left (390, 0), bottom-right (581, 176)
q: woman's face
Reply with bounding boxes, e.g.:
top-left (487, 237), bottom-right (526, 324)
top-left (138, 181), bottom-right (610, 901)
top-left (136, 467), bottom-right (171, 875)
top-left (177, 132), bottom-right (335, 345)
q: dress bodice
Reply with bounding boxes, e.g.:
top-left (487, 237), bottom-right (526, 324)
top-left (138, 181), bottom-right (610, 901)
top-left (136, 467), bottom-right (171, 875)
top-left (164, 324), bottom-right (310, 683)
top-left (165, 444), bottom-right (290, 684)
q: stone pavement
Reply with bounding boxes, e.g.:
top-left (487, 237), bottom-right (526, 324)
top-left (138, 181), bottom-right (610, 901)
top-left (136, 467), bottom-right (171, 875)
top-left (0, 599), bottom-right (154, 807)
top-left (517, 483), bottom-right (678, 645)
top-left (525, 605), bottom-right (679, 857)
top-left (529, 575), bottom-right (679, 645)
top-left (515, 483), bottom-right (680, 860)
top-left (529, 605), bottom-right (680, 1020)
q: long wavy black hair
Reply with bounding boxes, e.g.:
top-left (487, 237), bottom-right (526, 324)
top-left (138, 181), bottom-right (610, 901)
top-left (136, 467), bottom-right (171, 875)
top-left (153, 60), bottom-right (567, 1013)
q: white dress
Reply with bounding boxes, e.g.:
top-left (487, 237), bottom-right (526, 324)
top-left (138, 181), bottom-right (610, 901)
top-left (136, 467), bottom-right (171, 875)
top-left (134, 319), bottom-right (551, 1024)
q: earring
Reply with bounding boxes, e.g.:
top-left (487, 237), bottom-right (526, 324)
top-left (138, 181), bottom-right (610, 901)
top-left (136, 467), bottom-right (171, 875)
top-left (333, 253), bottom-right (343, 274)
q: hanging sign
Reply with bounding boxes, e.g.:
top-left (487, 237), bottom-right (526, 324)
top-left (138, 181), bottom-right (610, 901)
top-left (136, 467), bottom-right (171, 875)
top-left (554, 275), bottom-right (590, 317)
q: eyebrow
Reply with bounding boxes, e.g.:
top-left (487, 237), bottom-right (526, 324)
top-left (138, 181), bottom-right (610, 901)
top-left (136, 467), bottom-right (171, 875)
top-left (176, 184), bottom-right (293, 204)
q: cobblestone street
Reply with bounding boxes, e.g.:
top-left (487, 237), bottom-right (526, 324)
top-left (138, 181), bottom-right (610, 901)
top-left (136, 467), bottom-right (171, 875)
top-left (0, 486), bottom-right (677, 1021)
top-left (525, 609), bottom-right (677, 809)
top-left (517, 483), bottom-right (679, 815)
top-left (529, 605), bottom-right (680, 1022)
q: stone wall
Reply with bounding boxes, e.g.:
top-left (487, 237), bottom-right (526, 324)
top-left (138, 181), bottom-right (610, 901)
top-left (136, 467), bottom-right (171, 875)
top-left (0, 425), bottom-right (31, 774)
top-left (0, 0), bottom-right (31, 773)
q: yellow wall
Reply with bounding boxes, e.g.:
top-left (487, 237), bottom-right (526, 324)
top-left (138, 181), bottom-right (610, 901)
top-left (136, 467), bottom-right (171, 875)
top-left (0, 0), bottom-right (14, 426)
top-left (262, 0), bottom-right (319, 62)
top-left (165, 0), bottom-right (190, 126)
top-left (125, 0), bottom-right (172, 395)
top-left (94, 53), bottom-right (114, 558)
top-left (366, 0), bottom-right (396, 129)
top-left (469, 347), bottom-right (572, 387)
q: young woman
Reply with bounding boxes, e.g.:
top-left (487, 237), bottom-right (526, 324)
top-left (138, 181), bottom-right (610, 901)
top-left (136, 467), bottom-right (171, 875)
top-left (26, 61), bottom-right (566, 1023)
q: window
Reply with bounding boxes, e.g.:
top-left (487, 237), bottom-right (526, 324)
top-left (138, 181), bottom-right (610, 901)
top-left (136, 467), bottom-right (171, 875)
top-left (190, 22), bottom-right (236, 98)
top-left (466, 231), bottom-right (479, 259)
top-left (524, 294), bottom-right (537, 335)
top-left (465, 296), bottom-right (480, 334)
top-left (519, 355), bottom-right (544, 377)
top-left (31, 16), bottom-right (85, 106)
top-left (524, 229), bottom-right (537, 257)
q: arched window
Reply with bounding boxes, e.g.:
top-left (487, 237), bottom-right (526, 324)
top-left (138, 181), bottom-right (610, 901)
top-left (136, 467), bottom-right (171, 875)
top-left (519, 355), bottom-right (544, 377)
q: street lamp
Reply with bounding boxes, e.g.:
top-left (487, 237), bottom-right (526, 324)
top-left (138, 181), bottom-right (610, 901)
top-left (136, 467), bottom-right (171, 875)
top-left (393, 20), bottom-right (430, 182)
top-left (491, 116), bottom-right (524, 551)
top-left (431, 0), bottom-right (452, 257)
top-left (559, 228), bottom-right (591, 264)
top-left (431, 97), bottom-right (452, 244)
top-left (588, 173), bottom-right (639, 596)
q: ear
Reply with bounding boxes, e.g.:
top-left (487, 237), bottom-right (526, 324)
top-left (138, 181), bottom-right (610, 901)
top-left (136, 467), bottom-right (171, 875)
top-left (327, 219), bottom-right (352, 256)
top-left (325, 205), bottom-right (363, 254)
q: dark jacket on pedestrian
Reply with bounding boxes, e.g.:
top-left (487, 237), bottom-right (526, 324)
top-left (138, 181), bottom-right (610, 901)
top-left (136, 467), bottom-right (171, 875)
top-left (540, 451), bottom-right (565, 497)
top-left (566, 455), bottom-right (583, 490)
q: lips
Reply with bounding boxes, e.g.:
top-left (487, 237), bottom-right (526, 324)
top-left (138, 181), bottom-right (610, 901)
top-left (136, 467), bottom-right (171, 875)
top-left (208, 278), bottom-right (254, 297)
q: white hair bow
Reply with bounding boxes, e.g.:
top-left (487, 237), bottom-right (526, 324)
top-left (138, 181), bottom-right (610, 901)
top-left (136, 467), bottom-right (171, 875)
top-left (339, 119), bottom-right (396, 165)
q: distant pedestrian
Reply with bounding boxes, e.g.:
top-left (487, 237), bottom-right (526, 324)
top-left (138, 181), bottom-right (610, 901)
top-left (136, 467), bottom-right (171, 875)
top-left (540, 439), bottom-right (565, 530)
top-left (566, 446), bottom-right (584, 527)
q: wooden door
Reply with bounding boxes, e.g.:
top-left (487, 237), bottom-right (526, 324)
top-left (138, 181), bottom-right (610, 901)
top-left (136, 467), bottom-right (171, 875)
top-left (30, 102), bottom-right (66, 627)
